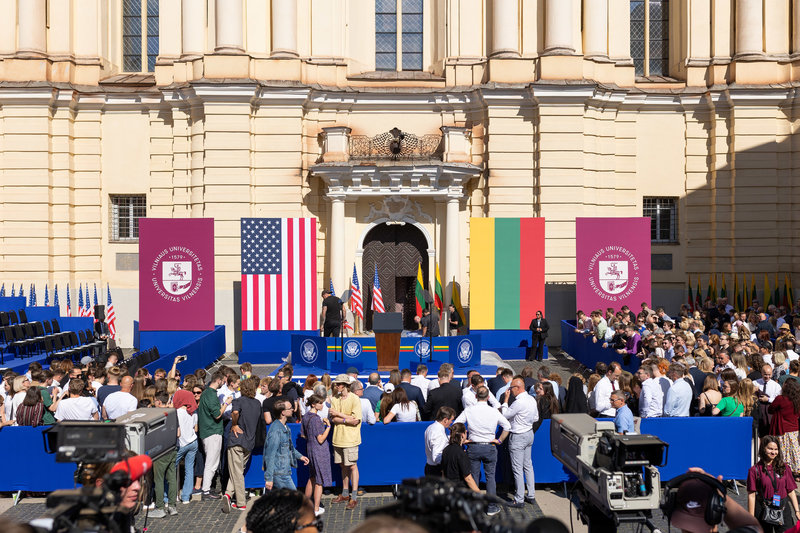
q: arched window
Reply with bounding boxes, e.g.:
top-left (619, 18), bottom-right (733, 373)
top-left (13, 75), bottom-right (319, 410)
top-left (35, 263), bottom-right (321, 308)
top-left (122, 0), bottom-right (159, 72)
top-left (375, 0), bottom-right (423, 71)
top-left (630, 0), bottom-right (669, 77)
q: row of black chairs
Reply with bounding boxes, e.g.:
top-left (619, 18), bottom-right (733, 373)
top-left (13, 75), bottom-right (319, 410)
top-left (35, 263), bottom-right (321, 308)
top-left (121, 347), bottom-right (159, 376)
top-left (0, 319), bottom-right (104, 364)
top-left (0, 319), bottom-right (62, 359)
top-left (0, 309), bottom-right (29, 327)
top-left (48, 329), bottom-right (106, 363)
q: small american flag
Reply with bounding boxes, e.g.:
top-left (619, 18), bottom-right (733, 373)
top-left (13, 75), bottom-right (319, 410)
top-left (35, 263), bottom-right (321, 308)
top-left (371, 265), bottom-right (385, 313)
top-left (350, 264), bottom-right (363, 320)
top-left (77, 284), bottom-right (84, 316)
top-left (343, 319), bottom-right (353, 332)
top-left (241, 218), bottom-right (318, 331)
top-left (329, 279), bottom-right (336, 297)
top-left (0, 284), bottom-right (4, 297)
top-left (10, 284), bottom-right (14, 297)
top-left (106, 284), bottom-right (117, 338)
top-left (30, 284), bottom-right (36, 306)
top-left (44, 284), bottom-right (50, 306)
top-left (54, 284), bottom-right (59, 311)
top-left (84, 285), bottom-right (91, 318)
top-left (93, 284), bottom-right (99, 323)
top-left (66, 283), bottom-right (71, 316)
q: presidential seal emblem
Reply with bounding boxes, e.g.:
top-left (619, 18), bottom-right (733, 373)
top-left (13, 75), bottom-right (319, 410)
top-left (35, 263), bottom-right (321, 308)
top-left (414, 339), bottom-right (431, 360)
top-left (150, 246), bottom-right (205, 303)
top-left (344, 340), bottom-right (362, 359)
top-left (457, 339), bottom-right (473, 364)
top-left (300, 340), bottom-right (318, 365)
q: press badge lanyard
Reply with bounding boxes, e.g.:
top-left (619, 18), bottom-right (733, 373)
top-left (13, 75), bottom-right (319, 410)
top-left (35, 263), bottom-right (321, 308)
top-left (762, 465), bottom-right (782, 507)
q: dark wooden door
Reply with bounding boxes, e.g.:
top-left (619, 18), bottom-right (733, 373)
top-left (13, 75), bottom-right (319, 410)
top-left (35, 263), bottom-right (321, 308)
top-left (363, 223), bottom-right (428, 331)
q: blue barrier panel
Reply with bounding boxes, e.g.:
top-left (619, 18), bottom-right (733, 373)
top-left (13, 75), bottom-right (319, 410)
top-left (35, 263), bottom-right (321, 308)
top-left (471, 329), bottom-right (548, 360)
top-left (0, 296), bottom-right (26, 313)
top-left (24, 306), bottom-right (59, 323)
top-left (0, 426), bottom-right (76, 491)
top-left (144, 325), bottom-right (226, 375)
top-left (0, 416), bottom-right (752, 491)
top-left (560, 320), bottom-right (641, 373)
top-left (133, 320), bottom-right (140, 350)
top-left (57, 317), bottom-right (95, 333)
top-left (242, 330), bottom-right (318, 363)
top-left (139, 330), bottom-right (209, 355)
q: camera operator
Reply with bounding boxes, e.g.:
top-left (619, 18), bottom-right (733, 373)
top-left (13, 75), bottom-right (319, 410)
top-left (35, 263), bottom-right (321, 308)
top-left (664, 467), bottom-right (761, 533)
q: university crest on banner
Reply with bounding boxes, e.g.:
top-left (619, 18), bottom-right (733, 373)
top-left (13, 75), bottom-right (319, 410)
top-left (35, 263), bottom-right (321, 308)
top-left (576, 218), bottom-right (651, 312)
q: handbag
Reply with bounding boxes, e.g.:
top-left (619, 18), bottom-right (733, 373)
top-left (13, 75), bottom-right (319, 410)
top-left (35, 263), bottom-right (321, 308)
top-left (760, 465), bottom-right (785, 526)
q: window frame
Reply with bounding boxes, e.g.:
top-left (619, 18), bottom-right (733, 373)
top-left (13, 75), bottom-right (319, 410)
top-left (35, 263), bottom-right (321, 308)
top-left (630, 0), bottom-right (669, 78)
top-left (110, 195), bottom-right (147, 242)
top-left (643, 197), bottom-right (678, 244)
top-left (375, 0), bottom-right (424, 72)
top-left (122, 0), bottom-right (159, 73)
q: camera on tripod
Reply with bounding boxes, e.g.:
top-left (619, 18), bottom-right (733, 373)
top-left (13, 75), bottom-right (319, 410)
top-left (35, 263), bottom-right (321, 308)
top-left (550, 413), bottom-right (668, 533)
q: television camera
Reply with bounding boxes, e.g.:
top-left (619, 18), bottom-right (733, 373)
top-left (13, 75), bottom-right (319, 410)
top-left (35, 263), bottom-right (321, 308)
top-left (31, 408), bottom-right (177, 533)
top-left (550, 413), bottom-right (668, 533)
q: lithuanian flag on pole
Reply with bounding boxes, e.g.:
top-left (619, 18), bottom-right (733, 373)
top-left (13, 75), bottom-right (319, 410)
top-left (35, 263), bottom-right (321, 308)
top-left (434, 263), bottom-right (444, 318)
top-left (415, 262), bottom-right (426, 317)
top-left (469, 218), bottom-right (545, 330)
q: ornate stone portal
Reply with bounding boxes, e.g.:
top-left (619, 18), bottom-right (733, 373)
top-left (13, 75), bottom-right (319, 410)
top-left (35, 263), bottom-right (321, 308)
top-left (311, 126), bottom-right (482, 326)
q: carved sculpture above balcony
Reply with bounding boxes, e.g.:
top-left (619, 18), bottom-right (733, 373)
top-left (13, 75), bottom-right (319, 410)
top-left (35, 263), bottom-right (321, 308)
top-left (349, 127), bottom-right (442, 161)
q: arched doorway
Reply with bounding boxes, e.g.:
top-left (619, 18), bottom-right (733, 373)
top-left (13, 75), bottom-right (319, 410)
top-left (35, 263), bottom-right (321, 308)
top-left (362, 223), bottom-right (429, 330)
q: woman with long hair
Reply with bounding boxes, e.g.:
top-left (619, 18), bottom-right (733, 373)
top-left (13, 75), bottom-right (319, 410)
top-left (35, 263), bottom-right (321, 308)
top-left (130, 376), bottom-right (147, 401)
top-left (697, 375), bottom-right (722, 416)
top-left (383, 387), bottom-right (418, 423)
top-left (713, 380), bottom-right (744, 417)
top-left (770, 378), bottom-right (800, 477)
top-left (388, 369), bottom-right (402, 388)
top-left (738, 378), bottom-right (758, 417)
top-left (586, 374), bottom-right (601, 414)
top-left (747, 436), bottom-right (800, 532)
top-left (533, 382), bottom-right (559, 432)
top-left (732, 353), bottom-right (749, 381)
top-left (15, 387), bottom-right (44, 427)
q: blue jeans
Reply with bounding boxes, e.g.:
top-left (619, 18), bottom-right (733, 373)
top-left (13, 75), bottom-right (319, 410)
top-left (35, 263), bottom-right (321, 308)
top-left (271, 474), bottom-right (296, 491)
top-left (467, 443), bottom-right (498, 510)
top-left (175, 440), bottom-right (198, 502)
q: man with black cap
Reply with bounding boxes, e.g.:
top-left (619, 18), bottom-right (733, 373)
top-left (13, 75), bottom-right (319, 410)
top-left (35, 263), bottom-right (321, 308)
top-left (663, 468), bottom-right (760, 532)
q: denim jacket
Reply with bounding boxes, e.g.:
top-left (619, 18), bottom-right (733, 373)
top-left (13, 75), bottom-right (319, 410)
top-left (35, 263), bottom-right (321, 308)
top-left (262, 421), bottom-right (302, 482)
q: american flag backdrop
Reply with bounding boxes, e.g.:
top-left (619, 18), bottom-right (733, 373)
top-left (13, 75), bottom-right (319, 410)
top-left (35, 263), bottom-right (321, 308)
top-left (241, 218), bottom-right (318, 331)
top-left (106, 284), bottom-right (117, 338)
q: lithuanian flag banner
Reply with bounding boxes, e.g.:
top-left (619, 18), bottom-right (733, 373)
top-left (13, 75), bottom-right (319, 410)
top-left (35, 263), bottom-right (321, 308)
top-left (434, 263), bottom-right (444, 318)
top-left (469, 218), bottom-right (545, 330)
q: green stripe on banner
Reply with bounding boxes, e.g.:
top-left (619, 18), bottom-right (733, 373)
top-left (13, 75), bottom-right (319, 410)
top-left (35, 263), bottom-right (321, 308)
top-left (494, 218), bottom-right (521, 329)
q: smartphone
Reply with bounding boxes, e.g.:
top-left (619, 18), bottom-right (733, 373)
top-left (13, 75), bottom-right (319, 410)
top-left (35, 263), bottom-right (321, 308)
top-left (177, 355), bottom-right (188, 362)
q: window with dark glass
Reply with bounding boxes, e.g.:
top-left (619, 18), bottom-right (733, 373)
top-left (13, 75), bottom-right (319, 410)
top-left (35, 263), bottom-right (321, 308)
top-left (630, 0), bottom-right (669, 77)
top-left (375, 0), bottom-right (423, 71)
top-left (122, 0), bottom-right (159, 72)
top-left (643, 197), bottom-right (677, 243)
top-left (110, 195), bottom-right (147, 241)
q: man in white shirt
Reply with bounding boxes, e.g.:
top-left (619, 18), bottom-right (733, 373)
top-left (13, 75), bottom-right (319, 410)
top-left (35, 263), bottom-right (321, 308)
top-left (501, 378), bottom-right (539, 506)
top-left (411, 365), bottom-right (432, 402)
top-left (593, 362), bottom-right (622, 417)
top-left (218, 373), bottom-right (241, 421)
top-left (462, 374), bottom-right (500, 409)
top-left (636, 364), bottom-right (663, 418)
top-left (755, 363), bottom-right (781, 403)
top-left (102, 376), bottom-right (138, 420)
top-left (663, 364), bottom-right (692, 417)
top-left (54, 379), bottom-right (99, 421)
top-left (454, 386), bottom-right (510, 516)
top-left (350, 380), bottom-right (376, 425)
top-left (424, 406), bottom-right (455, 476)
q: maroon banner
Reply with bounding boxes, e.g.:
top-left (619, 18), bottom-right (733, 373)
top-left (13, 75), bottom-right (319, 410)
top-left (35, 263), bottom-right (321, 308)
top-left (576, 218), bottom-right (651, 313)
top-left (139, 218), bottom-right (215, 331)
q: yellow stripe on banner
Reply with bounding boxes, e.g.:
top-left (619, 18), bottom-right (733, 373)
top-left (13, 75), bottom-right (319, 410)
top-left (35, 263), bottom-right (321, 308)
top-left (470, 218), bottom-right (495, 329)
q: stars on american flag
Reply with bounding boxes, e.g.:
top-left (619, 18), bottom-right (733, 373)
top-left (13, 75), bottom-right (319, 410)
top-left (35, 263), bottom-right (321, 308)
top-left (242, 218), bottom-right (282, 275)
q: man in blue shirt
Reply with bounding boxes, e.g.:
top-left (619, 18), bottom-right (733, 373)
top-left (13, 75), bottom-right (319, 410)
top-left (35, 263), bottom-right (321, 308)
top-left (611, 391), bottom-right (634, 434)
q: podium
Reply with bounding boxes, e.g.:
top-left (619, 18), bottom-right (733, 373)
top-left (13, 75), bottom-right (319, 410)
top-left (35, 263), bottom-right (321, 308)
top-left (373, 313), bottom-right (403, 370)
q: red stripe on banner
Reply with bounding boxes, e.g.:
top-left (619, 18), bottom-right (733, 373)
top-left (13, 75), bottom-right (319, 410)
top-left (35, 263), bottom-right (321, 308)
top-left (287, 219), bottom-right (295, 330)
top-left (299, 218), bottom-right (307, 331)
top-left (310, 218), bottom-right (318, 330)
top-left (519, 218), bottom-right (545, 329)
top-left (275, 273), bottom-right (283, 330)
top-left (241, 275), bottom-right (249, 331)
top-left (263, 275), bottom-right (271, 330)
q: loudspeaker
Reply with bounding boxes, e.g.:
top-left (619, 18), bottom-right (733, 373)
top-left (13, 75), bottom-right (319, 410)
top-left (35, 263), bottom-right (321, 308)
top-left (94, 305), bottom-right (105, 321)
top-left (373, 312), bottom-right (403, 333)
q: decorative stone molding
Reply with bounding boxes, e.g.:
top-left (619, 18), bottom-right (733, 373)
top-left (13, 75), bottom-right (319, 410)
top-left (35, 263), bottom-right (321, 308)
top-left (440, 126), bottom-right (470, 163)
top-left (321, 126), bottom-right (351, 162)
top-left (363, 196), bottom-right (433, 224)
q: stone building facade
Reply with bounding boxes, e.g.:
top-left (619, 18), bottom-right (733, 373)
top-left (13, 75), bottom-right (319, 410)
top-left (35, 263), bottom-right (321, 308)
top-left (0, 0), bottom-right (798, 348)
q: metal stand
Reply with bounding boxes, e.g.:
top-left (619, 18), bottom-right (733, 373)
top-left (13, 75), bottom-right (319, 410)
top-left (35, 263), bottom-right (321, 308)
top-left (572, 483), bottom-right (662, 533)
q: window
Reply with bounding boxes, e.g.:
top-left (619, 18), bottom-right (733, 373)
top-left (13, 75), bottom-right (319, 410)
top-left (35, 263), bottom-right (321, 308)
top-left (643, 197), bottom-right (677, 243)
top-left (122, 0), bottom-right (159, 72)
top-left (110, 195), bottom-right (146, 241)
top-left (375, 0), bottom-right (423, 71)
top-left (630, 0), bottom-right (669, 77)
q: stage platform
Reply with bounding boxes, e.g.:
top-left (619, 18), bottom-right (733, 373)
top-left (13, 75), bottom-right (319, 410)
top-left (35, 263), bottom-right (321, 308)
top-left (265, 363), bottom-right (501, 382)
